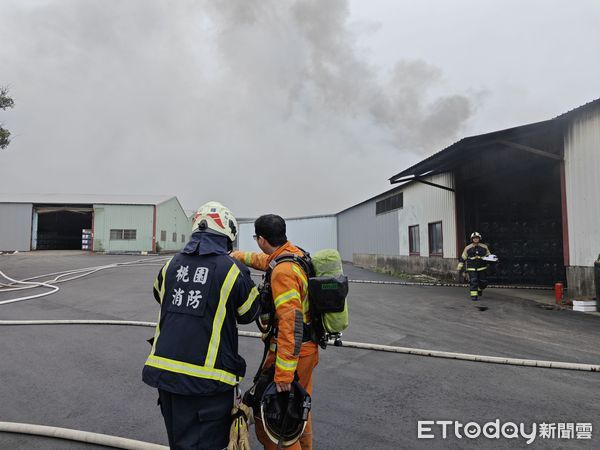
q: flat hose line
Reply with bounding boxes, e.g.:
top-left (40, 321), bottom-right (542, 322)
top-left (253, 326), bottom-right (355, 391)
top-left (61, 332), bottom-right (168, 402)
top-left (249, 273), bottom-right (553, 290)
top-left (0, 257), bottom-right (169, 305)
top-left (0, 320), bottom-right (597, 373)
top-left (0, 421), bottom-right (167, 450)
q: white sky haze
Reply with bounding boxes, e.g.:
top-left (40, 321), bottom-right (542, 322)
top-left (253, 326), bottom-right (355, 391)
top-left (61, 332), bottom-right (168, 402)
top-left (1, 0), bottom-right (599, 217)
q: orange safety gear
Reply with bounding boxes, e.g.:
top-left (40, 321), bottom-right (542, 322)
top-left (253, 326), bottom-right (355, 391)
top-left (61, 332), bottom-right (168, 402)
top-left (232, 242), bottom-right (318, 384)
top-left (232, 241), bottom-right (319, 449)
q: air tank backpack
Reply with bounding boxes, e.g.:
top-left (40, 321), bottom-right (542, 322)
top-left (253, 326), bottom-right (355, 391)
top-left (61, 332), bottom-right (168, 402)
top-left (259, 248), bottom-right (349, 349)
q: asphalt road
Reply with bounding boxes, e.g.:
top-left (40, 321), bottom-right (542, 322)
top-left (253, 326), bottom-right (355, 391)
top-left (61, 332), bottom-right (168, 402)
top-left (1, 252), bottom-right (599, 449)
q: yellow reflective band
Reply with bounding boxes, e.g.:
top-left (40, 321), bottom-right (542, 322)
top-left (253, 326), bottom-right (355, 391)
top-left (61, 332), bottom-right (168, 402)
top-left (205, 264), bottom-right (240, 368)
top-left (150, 308), bottom-right (162, 356)
top-left (275, 355), bottom-right (298, 372)
top-left (237, 286), bottom-right (259, 316)
top-left (244, 252), bottom-right (252, 266)
top-left (274, 289), bottom-right (301, 309)
top-left (290, 264), bottom-right (309, 321)
top-left (477, 267), bottom-right (487, 271)
top-left (302, 297), bottom-right (310, 323)
top-left (145, 354), bottom-right (239, 386)
top-left (470, 291), bottom-right (478, 296)
top-left (149, 260), bottom-right (172, 354)
top-left (155, 259), bottom-right (171, 304)
top-left (291, 264), bottom-right (308, 289)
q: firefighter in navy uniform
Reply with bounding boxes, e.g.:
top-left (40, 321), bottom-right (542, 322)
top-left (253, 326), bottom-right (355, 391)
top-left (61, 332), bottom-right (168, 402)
top-left (457, 232), bottom-right (491, 302)
top-left (142, 201), bottom-right (261, 450)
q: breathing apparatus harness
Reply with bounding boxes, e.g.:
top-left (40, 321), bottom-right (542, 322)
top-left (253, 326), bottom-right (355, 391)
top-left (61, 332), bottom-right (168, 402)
top-left (243, 248), bottom-right (346, 429)
top-left (255, 249), bottom-right (336, 350)
top-left (243, 250), bottom-right (316, 414)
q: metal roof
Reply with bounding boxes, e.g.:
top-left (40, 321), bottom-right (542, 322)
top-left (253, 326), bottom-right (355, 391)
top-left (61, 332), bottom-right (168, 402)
top-left (388, 97), bottom-right (600, 183)
top-left (0, 193), bottom-right (176, 206)
top-left (238, 214), bottom-right (337, 223)
top-left (554, 97), bottom-right (600, 121)
top-left (388, 119), bottom-right (556, 183)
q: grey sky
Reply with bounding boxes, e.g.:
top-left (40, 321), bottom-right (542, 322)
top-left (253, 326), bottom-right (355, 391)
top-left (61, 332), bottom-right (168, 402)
top-left (1, 0), bottom-right (599, 217)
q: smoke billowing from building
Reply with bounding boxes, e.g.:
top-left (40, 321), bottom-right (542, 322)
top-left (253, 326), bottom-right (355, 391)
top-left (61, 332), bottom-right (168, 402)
top-left (0, 0), bottom-right (475, 216)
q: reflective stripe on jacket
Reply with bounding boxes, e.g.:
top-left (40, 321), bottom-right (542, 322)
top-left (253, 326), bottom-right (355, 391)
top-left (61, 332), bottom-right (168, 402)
top-left (231, 242), bottom-right (318, 384)
top-left (143, 249), bottom-right (260, 395)
top-left (460, 243), bottom-right (491, 271)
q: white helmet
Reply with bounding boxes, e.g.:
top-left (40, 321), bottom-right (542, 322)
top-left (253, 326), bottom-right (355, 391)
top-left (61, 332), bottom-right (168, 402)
top-left (470, 232), bottom-right (482, 240)
top-left (192, 201), bottom-right (238, 242)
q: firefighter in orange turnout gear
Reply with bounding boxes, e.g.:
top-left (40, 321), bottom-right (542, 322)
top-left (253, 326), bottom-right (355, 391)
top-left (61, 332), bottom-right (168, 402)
top-left (231, 214), bottom-right (318, 450)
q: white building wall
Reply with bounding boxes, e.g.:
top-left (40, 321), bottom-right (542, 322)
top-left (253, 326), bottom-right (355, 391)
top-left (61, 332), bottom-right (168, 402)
top-left (337, 197), bottom-right (400, 261)
top-left (284, 216), bottom-right (337, 254)
top-left (237, 216), bottom-right (337, 255)
top-left (0, 203), bottom-right (33, 251)
top-left (564, 107), bottom-right (600, 267)
top-left (398, 173), bottom-right (457, 258)
top-left (237, 222), bottom-right (256, 254)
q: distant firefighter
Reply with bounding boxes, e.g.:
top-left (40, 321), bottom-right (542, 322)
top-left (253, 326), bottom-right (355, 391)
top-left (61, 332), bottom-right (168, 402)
top-left (457, 232), bottom-right (491, 302)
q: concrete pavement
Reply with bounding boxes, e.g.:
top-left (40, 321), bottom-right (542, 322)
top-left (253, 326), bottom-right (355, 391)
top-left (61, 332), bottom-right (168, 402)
top-left (0, 253), bottom-right (598, 449)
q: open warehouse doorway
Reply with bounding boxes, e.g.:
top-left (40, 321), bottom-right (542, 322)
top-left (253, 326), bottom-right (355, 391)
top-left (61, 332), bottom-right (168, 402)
top-left (455, 127), bottom-right (566, 286)
top-left (33, 206), bottom-right (93, 250)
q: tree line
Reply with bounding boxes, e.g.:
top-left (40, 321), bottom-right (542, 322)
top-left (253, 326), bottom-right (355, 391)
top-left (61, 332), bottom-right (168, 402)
top-left (1, 87), bottom-right (14, 149)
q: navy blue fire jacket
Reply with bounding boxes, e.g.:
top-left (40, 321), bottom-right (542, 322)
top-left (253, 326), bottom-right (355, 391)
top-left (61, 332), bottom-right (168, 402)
top-left (142, 231), bottom-right (260, 395)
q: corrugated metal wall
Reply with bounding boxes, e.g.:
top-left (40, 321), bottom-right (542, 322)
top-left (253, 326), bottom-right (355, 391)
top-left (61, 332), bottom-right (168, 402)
top-left (564, 106), bottom-right (600, 267)
top-left (237, 222), bottom-right (256, 253)
top-left (337, 173), bottom-right (456, 262)
top-left (285, 216), bottom-right (337, 253)
top-left (156, 197), bottom-right (191, 252)
top-left (93, 204), bottom-right (154, 252)
top-left (337, 195), bottom-right (400, 261)
top-left (237, 216), bottom-right (337, 255)
top-left (0, 203), bottom-right (33, 251)
top-left (398, 173), bottom-right (457, 258)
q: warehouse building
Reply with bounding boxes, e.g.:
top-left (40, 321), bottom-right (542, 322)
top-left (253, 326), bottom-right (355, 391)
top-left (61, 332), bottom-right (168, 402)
top-left (236, 215), bottom-right (337, 255)
top-left (0, 194), bottom-right (190, 253)
top-left (337, 172), bottom-right (457, 279)
top-left (339, 98), bottom-right (600, 296)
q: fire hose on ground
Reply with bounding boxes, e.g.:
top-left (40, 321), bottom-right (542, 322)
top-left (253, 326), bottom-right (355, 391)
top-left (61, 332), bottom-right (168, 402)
top-left (0, 421), bottom-right (168, 450)
top-left (0, 319), bottom-right (597, 372)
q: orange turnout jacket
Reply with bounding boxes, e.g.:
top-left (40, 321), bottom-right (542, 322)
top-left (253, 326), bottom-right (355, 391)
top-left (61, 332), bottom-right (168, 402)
top-left (231, 242), bottom-right (318, 384)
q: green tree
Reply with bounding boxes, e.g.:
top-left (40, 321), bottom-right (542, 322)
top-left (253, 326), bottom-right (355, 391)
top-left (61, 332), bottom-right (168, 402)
top-left (1, 87), bottom-right (15, 149)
